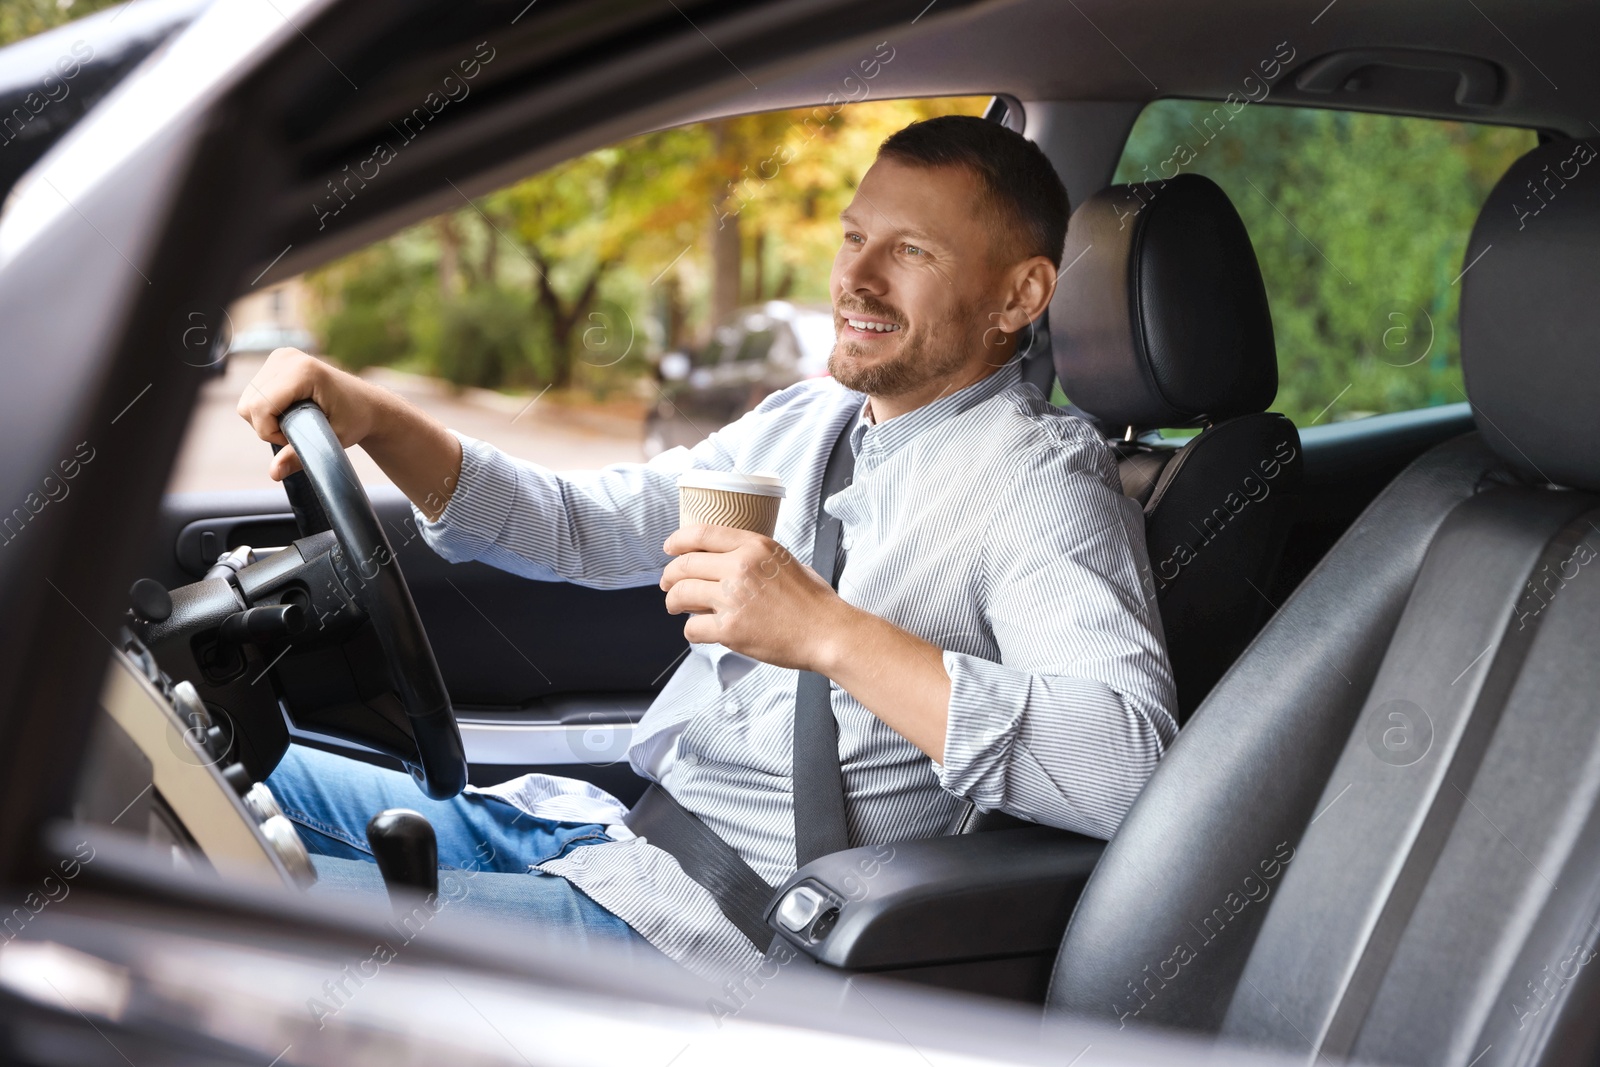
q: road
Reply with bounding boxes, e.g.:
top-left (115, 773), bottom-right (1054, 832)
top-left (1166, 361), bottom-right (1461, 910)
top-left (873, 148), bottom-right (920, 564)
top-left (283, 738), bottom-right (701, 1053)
top-left (166, 353), bottom-right (650, 495)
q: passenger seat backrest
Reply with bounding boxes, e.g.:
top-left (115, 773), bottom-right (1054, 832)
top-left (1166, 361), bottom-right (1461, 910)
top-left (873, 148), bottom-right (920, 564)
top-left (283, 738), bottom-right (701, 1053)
top-left (1051, 175), bottom-right (1303, 720)
top-left (1048, 138), bottom-right (1600, 1067)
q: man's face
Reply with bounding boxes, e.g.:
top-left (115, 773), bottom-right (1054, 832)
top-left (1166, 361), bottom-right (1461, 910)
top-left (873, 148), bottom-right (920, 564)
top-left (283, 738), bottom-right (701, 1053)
top-left (828, 156), bottom-right (1009, 399)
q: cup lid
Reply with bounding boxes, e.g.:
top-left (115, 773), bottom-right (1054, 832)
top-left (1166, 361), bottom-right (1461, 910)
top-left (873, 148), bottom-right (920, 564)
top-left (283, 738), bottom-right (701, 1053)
top-left (676, 470), bottom-right (786, 498)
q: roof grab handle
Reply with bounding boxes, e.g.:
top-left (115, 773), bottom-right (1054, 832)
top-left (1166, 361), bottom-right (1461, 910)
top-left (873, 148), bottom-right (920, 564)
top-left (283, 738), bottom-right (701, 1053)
top-left (1294, 49), bottom-right (1504, 108)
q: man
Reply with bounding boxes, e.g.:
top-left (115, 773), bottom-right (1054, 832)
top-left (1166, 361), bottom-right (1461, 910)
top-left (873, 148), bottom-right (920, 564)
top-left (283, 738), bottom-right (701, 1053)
top-left (243, 115), bottom-right (1178, 981)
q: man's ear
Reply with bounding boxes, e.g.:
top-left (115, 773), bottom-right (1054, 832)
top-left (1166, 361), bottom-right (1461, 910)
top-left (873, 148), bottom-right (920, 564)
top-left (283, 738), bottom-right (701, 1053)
top-left (993, 256), bottom-right (1057, 334)
top-left (980, 257), bottom-right (1058, 360)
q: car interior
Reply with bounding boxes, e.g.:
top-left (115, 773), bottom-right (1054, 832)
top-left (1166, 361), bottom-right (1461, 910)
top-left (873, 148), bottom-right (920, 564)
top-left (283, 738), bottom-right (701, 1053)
top-left (4, 0), bottom-right (1599, 1063)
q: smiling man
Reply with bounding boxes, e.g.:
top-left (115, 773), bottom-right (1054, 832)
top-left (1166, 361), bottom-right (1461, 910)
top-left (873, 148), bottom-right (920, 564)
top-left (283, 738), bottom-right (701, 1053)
top-left (243, 114), bottom-right (1178, 981)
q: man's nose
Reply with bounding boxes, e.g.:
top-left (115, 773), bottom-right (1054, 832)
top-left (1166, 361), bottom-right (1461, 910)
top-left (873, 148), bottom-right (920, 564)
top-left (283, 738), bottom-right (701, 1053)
top-left (837, 246), bottom-right (889, 297)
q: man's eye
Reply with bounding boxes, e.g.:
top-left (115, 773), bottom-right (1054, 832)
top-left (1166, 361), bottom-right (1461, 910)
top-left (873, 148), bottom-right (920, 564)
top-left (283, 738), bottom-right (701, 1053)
top-left (844, 232), bottom-right (863, 245)
top-left (903, 244), bottom-right (924, 256)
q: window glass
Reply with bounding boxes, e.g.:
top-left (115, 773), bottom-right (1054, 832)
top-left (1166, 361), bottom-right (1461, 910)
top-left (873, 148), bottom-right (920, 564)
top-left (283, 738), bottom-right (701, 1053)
top-left (169, 94), bottom-right (988, 491)
top-left (1109, 100), bottom-right (1536, 427)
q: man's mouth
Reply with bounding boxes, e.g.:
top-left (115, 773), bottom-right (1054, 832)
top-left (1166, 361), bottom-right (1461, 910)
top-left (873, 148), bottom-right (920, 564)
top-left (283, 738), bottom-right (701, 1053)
top-left (842, 316), bottom-right (903, 335)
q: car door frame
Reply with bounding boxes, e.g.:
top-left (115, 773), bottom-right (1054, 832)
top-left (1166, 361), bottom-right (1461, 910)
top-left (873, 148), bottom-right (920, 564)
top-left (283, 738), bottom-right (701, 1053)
top-left (0, 0), bottom-right (1000, 889)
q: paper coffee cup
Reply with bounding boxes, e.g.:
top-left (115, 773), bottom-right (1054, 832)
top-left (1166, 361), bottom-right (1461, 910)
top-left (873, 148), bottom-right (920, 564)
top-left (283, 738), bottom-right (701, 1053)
top-left (677, 470), bottom-right (785, 537)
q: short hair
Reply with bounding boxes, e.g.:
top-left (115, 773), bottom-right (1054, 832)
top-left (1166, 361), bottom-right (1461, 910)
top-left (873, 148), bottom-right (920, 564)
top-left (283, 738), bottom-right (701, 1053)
top-left (877, 114), bottom-right (1070, 269)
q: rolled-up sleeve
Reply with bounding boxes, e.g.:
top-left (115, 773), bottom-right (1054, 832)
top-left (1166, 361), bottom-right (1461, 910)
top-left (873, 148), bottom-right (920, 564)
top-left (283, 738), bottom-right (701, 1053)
top-left (407, 411), bottom-right (756, 589)
top-left (934, 428), bottom-right (1179, 839)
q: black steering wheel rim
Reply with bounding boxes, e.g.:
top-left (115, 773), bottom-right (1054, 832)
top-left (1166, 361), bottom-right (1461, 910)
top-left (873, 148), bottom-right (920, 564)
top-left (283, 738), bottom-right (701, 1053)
top-left (278, 400), bottom-right (467, 800)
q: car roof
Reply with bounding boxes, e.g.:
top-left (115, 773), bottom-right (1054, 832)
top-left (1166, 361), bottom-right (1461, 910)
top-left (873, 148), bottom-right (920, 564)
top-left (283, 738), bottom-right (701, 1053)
top-left (9, 0), bottom-right (1585, 293)
top-left (699, 0), bottom-right (1590, 136)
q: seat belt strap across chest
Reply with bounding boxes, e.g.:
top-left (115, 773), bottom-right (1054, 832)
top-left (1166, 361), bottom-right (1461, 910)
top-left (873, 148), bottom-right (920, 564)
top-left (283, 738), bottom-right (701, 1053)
top-left (622, 414), bottom-right (858, 949)
top-left (792, 417), bottom-right (856, 866)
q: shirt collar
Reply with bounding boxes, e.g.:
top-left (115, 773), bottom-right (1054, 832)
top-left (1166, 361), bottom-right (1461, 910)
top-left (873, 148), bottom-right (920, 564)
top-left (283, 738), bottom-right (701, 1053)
top-left (848, 357), bottom-right (1023, 464)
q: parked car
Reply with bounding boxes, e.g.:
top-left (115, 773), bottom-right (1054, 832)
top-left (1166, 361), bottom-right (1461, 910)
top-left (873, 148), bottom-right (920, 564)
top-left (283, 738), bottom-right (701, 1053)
top-left (644, 301), bottom-right (836, 458)
top-left (1, 0), bottom-right (1598, 1065)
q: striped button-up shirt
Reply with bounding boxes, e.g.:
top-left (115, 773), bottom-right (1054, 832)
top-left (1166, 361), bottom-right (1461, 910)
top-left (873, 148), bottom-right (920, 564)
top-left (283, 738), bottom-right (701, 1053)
top-left (410, 356), bottom-right (1179, 981)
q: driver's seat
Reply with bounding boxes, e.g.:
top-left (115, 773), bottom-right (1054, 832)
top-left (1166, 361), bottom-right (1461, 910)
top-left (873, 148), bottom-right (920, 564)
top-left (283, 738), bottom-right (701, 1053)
top-left (1047, 137), bottom-right (1600, 1067)
top-left (1050, 173), bottom-right (1303, 721)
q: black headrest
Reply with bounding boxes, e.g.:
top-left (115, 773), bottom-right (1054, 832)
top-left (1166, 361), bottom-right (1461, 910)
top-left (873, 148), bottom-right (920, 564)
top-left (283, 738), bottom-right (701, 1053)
top-left (1462, 138), bottom-right (1600, 491)
top-left (1051, 174), bottom-right (1278, 430)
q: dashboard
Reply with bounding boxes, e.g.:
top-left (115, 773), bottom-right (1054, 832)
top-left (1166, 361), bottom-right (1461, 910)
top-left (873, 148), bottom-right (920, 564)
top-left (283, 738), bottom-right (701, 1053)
top-left (75, 630), bottom-right (314, 890)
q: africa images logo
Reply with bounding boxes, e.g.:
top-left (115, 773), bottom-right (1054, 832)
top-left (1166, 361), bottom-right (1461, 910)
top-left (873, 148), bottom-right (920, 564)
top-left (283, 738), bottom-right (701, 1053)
top-left (1111, 840), bottom-right (1297, 1028)
top-left (312, 42), bottom-right (497, 231)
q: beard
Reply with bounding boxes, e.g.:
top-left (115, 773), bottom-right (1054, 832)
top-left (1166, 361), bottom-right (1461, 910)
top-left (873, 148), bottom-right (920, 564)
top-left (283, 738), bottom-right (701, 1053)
top-left (828, 294), bottom-right (981, 398)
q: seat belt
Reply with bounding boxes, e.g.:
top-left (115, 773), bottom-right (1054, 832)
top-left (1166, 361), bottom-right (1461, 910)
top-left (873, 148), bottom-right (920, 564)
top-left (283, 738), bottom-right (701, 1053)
top-left (792, 418), bottom-right (855, 865)
top-left (623, 415), bottom-right (858, 948)
top-left (622, 784), bottom-right (777, 946)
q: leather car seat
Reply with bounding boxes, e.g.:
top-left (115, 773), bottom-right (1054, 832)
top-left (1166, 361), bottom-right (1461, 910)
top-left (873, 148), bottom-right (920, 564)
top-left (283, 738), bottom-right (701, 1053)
top-left (1046, 138), bottom-right (1600, 1067)
top-left (1050, 174), bottom-right (1304, 721)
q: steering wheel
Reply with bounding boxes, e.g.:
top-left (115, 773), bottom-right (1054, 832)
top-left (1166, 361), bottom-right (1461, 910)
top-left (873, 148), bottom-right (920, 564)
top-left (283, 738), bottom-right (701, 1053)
top-left (277, 400), bottom-right (468, 800)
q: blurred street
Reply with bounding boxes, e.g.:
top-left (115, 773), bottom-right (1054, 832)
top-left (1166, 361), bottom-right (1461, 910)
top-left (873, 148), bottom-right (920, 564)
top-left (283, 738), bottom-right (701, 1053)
top-left (165, 353), bottom-right (651, 495)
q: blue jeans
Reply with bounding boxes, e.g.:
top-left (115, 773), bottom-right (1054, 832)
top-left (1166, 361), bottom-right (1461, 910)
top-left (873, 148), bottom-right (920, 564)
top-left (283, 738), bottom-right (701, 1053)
top-left (266, 744), bottom-right (658, 960)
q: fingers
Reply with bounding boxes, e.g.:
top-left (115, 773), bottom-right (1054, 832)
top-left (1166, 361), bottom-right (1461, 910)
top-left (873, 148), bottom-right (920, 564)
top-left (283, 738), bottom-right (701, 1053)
top-left (268, 444), bottom-right (302, 482)
top-left (237, 347), bottom-right (320, 445)
top-left (682, 614), bottom-right (722, 645)
top-left (239, 349), bottom-right (321, 482)
top-left (237, 384), bottom-right (288, 446)
top-left (663, 577), bottom-right (723, 616)
top-left (659, 549), bottom-right (732, 590)
top-left (663, 523), bottom-right (763, 557)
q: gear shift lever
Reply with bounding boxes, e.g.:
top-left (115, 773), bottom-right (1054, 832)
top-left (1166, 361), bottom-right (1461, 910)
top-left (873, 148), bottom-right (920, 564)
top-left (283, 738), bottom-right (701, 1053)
top-left (365, 809), bottom-right (438, 908)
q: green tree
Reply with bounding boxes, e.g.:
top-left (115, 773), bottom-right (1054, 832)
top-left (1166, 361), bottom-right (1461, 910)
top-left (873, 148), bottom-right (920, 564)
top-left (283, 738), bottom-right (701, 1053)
top-left (0, 0), bottom-right (122, 48)
top-left (307, 95), bottom-right (989, 394)
top-left (1115, 100), bottom-right (1534, 427)
top-left (475, 125), bottom-right (712, 389)
top-left (306, 243), bottom-right (425, 373)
